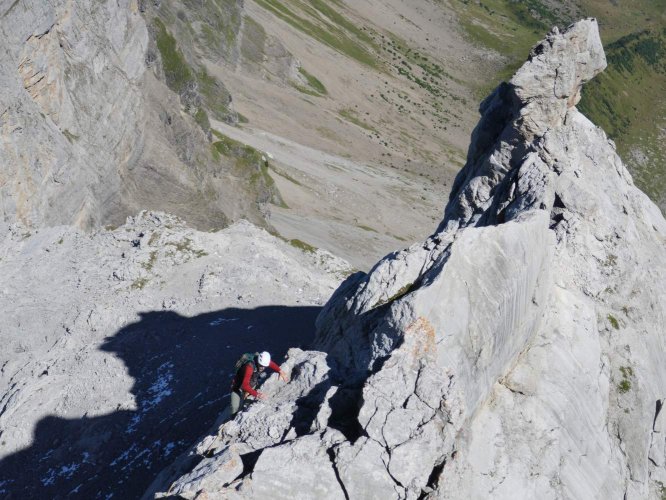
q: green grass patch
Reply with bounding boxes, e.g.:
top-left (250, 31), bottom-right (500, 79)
top-left (196, 67), bottom-right (233, 122)
top-left (153, 16), bottom-right (234, 128)
top-left (62, 129), bottom-right (79, 143)
top-left (608, 314), bottom-right (620, 330)
top-left (298, 67), bottom-right (327, 95)
top-left (250, 163), bottom-right (275, 189)
top-left (357, 224), bottom-right (378, 233)
top-left (253, 0), bottom-right (380, 68)
top-left (154, 18), bottom-right (193, 94)
top-left (182, 0), bottom-right (241, 53)
top-left (579, 30), bottom-right (666, 138)
top-left (386, 33), bottom-right (463, 85)
top-left (142, 250), bottom-right (158, 272)
top-left (194, 107), bottom-right (210, 130)
top-left (618, 365), bottom-right (633, 394)
top-left (450, 0), bottom-right (556, 95)
top-left (288, 238), bottom-right (317, 253)
top-left (166, 237), bottom-right (208, 258)
top-left (574, 1), bottom-right (666, 42)
top-left (292, 83), bottom-right (323, 97)
top-left (200, 24), bottom-right (220, 52)
top-left (578, 29), bottom-right (666, 209)
top-left (316, 126), bottom-right (342, 143)
top-left (271, 167), bottom-right (303, 186)
top-left (212, 130), bottom-right (264, 163)
top-left (211, 142), bottom-right (221, 162)
top-left (131, 277), bottom-right (149, 290)
top-left (240, 15), bottom-right (267, 64)
top-left (339, 108), bottom-right (375, 131)
top-left (211, 130), bottom-right (285, 206)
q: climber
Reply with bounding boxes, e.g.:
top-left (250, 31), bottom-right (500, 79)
top-left (228, 351), bottom-right (288, 419)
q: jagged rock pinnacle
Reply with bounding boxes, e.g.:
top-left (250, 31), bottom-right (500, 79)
top-left (150, 19), bottom-right (666, 500)
top-left (511, 18), bottom-right (607, 137)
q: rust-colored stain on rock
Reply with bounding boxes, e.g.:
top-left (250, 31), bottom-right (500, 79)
top-left (405, 316), bottom-right (437, 363)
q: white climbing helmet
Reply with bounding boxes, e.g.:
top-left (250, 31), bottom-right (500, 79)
top-left (257, 351), bottom-right (271, 367)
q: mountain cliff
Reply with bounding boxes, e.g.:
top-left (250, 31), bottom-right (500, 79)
top-left (150, 19), bottom-right (666, 499)
top-left (0, 0), bottom-right (278, 232)
top-left (0, 0), bottom-right (485, 268)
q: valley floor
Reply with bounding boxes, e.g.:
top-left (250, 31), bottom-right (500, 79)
top-left (212, 120), bottom-right (446, 270)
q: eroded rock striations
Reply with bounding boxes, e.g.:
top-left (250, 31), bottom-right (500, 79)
top-left (151, 19), bottom-right (666, 499)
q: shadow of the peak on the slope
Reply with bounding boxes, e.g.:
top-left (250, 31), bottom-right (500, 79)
top-left (0, 305), bottom-right (321, 499)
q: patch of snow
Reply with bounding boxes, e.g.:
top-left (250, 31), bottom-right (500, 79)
top-left (163, 442), bottom-right (176, 457)
top-left (39, 449), bottom-right (55, 462)
top-left (144, 362), bottom-right (174, 408)
top-left (40, 461), bottom-right (80, 486)
top-left (110, 444), bottom-right (138, 466)
top-left (126, 362), bottom-right (174, 433)
top-left (209, 317), bottom-right (239, 326)
top-left (0, 479), bottom-right (15, 494)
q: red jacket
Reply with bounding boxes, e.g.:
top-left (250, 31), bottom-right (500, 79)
top-left (234, 360), bottom-right (281, 397)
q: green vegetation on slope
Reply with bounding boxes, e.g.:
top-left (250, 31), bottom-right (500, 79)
top-left (211, 130), bottom-right (286, 207)
top-left (155, 17), bottom-right (193, 94)
top-left (618, 365), bottom-right (633, 393)
top-left (287, 238), bottom-right (317, 253)
top-left (579, 29), bottom-right (666, 138)
top-left (451, 0), bottom-right (561, 95)
top-left (197, 66), bottom-right (233, 122)
top-left (240, 15), bottom-right (268, 65)
top-left (339, 108), bottom-right (375, 132)
top-left (452, 0), bottom-right (666, 211)
top-left (181, 0), bottom-right (241, 55)
top-left (253, 0), bottom-right (380, 68)
top-left (153, 16), bottom-right (234, 128)
top-left (298, 67), bottom-right (327, 95)
top-left (578, 29), bottom-right (666, 206)
top-left (212, 129), bottom-right (264, 164)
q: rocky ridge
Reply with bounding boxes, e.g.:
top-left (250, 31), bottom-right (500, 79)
top-left (151, 19), bottom-right (666, 499)
top-left (0, 211), bottom-right (352, 497)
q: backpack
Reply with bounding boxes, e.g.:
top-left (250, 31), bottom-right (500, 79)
top-left (234, 352), bottom-right (258, 372)
top-left (231, 352), bottom-right (259, 391)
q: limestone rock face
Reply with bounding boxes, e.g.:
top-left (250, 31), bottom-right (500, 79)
top-left (0, 0), bottom-right (148, 227)
top-left (153, 19), bottom-right (666, 499)
top-left (0, 0), bottom-right (266, 231)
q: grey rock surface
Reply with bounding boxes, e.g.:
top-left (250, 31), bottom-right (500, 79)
top-left (0, 211), bottom-right (352, 497)
top-left (0, 0), bottom-right (268, 231)
top-left (152, 19), bottom-right (666, 499)
top-left (0, 0), bottom-right (148, 227)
